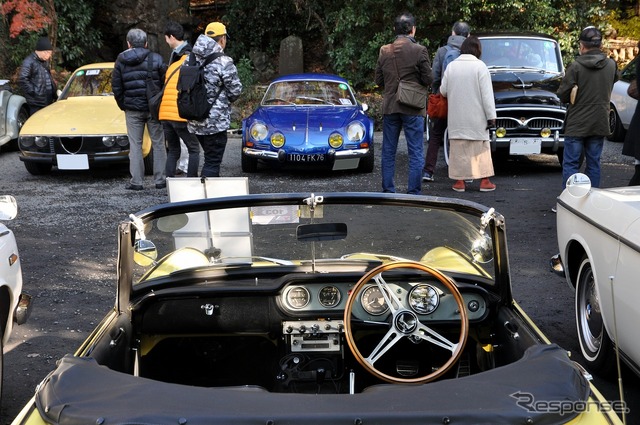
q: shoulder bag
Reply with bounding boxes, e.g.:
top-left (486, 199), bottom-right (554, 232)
top-left (427, 92), bottom-right (448, 119)
top-left (392, 55), bottom-right (428, 110)
top-left (146, 56), bottom-right (165, 121)
top-left (148, 65), bottom-right (180, 121)
top-left (628, 79), bottom-right (639, 100)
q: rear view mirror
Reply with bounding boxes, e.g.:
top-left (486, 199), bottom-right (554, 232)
top-left (0, 195), bottom-right (18, 220)
top-left (297, 223), bottom-right (347, 241)
top-left (566, 173), bottom-right (591, 198)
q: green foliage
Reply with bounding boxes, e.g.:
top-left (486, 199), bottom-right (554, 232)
top-left (236, 56), bottom-right (256, 88)
top-left (609, 9), bottom-right (640, 39)
top-left (54, 0), bottom-right (102, 69)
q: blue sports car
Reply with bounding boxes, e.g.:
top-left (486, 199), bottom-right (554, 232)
top-left (241, 74), bottom-right (374, 173)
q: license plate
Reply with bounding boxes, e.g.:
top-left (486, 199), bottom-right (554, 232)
top-left (509, 139), bottom-right (542, 155)
top-left (287, 153), bottom-right (325, 162)
top-left (56, 154), bottom-right (89, 170)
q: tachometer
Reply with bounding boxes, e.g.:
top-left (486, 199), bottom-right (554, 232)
top-left (360, 285), bottom-right (389, 315)
top-left (285, 286), bottom-right (310, 309)
top-left (318, 285), bottom-right (341, 308)
top-left (408, 284), bottom-right (439, 314)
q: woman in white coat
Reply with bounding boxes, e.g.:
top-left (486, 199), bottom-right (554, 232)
top-left (440, 36), bottom-right (497, 192)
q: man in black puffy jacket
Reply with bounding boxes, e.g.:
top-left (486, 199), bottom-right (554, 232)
top-left (112, 28), bottom-right (167, 191)
top-left (19, 36), bottom-right (57, 115)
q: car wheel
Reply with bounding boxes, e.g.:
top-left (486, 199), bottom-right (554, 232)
top-left (575, 255), bottom-right (615, 376)
top-left (0, 336), bottom-right (3, 402)
top-left (241, 152), bottom-right (258, 173)
top-left (24, 161), bottom-right (52, 175)
top-left (357, 140), bottom-right (375, 173)
top-left (143, 151), bottom-right (153, 176)
top-left (608, 105), bottom-right (625, 143)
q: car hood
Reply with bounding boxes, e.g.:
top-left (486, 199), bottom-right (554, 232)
top-left (256, 106), bottom-right (359, 131)
top-left (490, 69), bottom-right (563, 107)
top-left (20, 97), bottom-right (125, 136)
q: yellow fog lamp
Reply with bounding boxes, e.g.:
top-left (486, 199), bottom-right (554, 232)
top-left (329, 132), bottom-right (343, 149)
top-left (495, 127), bottom-right (507, 138)
top-left (540, 128), bottom-right (552, 138)
top-left (270, 132), bottom-right (285, 148)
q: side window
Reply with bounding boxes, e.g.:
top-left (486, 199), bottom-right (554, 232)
top-left (620, 58), bottom-right (637, 83)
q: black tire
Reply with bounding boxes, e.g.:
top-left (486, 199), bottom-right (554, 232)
top-left (241, 151), bottom-right (258, 173)
top-left (575, 256), bottom-right (616, 377)
top-left (143, 151), bottom-right (153, 176)
top-left (0, 336), bottom-right (3, 402)
top-left (24, 161), bottom-right (52, 175)
top-left (357, 140), bottom-right (374, 173)
top-left (556, 147), bottom-right (564, 166)
top-left (608, 105), bottom-right (625, 143)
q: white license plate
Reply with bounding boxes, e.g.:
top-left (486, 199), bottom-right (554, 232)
top-left (509, 139), bottom-right (542, 155)
top-left (287, 153), bottom-right (325, 162)
top-left (56, 154), bottom-right (89, 170)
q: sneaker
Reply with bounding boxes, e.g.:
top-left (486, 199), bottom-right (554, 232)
top-left (551, 206), bottom-right (557, 213)
top-left (452, 180), bottom-right (465, 192)
top-left (422, 171), bottom-right (434, 182)
top-left (125, 183), bottom-right (143, 191)
top-left (155, 183), bottom-right (167, 189)
top-left (479, 178), bottom-right (496, 192)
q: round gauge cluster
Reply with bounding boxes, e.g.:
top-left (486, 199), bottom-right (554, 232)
top-left (359, 284), bottom-right (440, 316)
top-left (284, 285), bottom-right (342, 309)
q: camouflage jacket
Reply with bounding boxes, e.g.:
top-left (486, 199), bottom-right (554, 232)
top-left (186, 34), bottom-right (243, 135)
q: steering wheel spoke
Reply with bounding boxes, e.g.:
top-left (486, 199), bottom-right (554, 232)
top-left (365, 327), bottom-right (402, 365)
top-left (416, 323), bottom-right (459, 353)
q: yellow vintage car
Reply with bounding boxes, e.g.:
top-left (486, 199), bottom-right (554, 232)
top-left (18, 62), bottom-right (152, 175)
top-left (11, 191), bottom-right (624, 424)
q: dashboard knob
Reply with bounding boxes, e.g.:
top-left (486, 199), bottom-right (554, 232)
top-left (286, 326), bottom-right (293, 333)
top-left (299, 325), bottom-right (306, 333)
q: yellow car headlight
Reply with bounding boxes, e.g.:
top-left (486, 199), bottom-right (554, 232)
top-left (540, 128), bottom-right (551, 138)
top-left (271, 132), bottom-right (285, 148)
top-left (250, 122), bottom-right (268, 142)
top-left (329, 132), bottom-right (343, 149)
top-left (495, 127), bottom-right (507, 138)
top-left (346, 122), bottom-right (365, 142)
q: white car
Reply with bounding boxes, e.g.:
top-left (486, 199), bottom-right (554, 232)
top-left (0, 195), bottom-right (32, 400)
top-left (553, 174), bottom-right (640, 376)
top-left (609, 56), bottom-right (637, 142)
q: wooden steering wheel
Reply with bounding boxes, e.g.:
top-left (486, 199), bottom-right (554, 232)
top-left (343, 261), bottom-right (469, 384)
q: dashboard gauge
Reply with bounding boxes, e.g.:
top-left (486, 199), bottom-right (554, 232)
top-left (318, 285), bottom-right (341, 308)
top-left (285, 286), bottom-right (310, 309)
top-left (408, 284), bottom-right (440, 314)
top-left (360, 285), bottom-right (389, 315)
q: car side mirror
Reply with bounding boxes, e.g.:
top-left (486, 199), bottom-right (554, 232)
top-left (0, 195), bottom-right (18, 220)
top-left (565, 173), bottom-right (591, 198)
top-left (361, 103), bottom-right (369, 112)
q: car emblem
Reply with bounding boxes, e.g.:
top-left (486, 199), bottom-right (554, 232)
top-left (394, 311), bottom-right (418, 334)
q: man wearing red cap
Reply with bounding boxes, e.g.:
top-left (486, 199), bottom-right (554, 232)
top-left (18, 36), bottom-right (57, 115)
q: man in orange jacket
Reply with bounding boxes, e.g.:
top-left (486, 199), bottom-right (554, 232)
top-left (159, 21), bottom-right (201, 178)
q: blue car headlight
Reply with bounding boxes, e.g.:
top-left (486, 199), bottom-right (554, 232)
top-left (347, 122), bottom-right (366, 142)
top-left (250, 122), bottom-right (268, 142)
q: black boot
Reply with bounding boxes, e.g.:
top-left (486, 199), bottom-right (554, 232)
top-left (629, 164), bottom-right (640, 186)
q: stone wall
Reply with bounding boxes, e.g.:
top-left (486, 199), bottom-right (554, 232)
top-left (606, 38), bottom-right (639, 66)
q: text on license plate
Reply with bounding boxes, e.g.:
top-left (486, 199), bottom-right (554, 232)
top-left (287, 154), bottom-right (325, 162)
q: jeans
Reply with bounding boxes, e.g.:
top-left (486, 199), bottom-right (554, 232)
top-left (562, 136), bottom-right (604, 188)
top-left (125, 110), bottom-right (166, 186)
top-left (381, 113), bottom-right (425, 194)
top-left (164, 121), bottom-right (201, 177)
top-left (197, 131), bottom-right (227, 177)
top-left (424, 116), bottom-right (447, 174)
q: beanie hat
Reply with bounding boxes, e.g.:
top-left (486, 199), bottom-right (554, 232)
top-left (35, 37), bottom-right (53, 51)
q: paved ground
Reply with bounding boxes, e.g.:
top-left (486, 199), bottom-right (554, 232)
top-left (0, 133), bottom-right (638, 423)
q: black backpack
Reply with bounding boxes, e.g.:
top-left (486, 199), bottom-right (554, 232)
top-left (177, 52), bottom-right (225, 120)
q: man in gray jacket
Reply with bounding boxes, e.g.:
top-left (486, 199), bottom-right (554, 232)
top-left (557, 26), bottom-right (617, 189)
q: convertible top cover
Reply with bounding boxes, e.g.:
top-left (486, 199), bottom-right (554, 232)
top-left (36, 344), bottom-right (588, 425)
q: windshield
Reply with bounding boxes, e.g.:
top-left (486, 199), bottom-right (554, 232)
top-left (61, 67), bottom-right (113, 98)
top-left (480, 37), bottom-right (561, 72)
top-left (261, 80), bottom-right (356, 106)
top-left (131, 197), bottom-right (496, 285)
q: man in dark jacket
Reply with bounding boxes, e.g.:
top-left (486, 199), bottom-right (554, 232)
top-left (112, 28), bottom-right (167, 191)
top-left (19, 36), bottom-right (57, 115)
top-left (375, 12), bottom-right (432, 195)
top-left (165, 20), bottom-right (192, 65)
top-left (557, 26), bottom-right (617, 189)
top-left (422, 21), bottom-right (469, 182)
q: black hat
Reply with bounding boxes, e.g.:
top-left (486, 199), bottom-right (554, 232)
top-left (579, 26), bottom-right (602, 47)
top-left (35, 37), bottom-right (53, 51)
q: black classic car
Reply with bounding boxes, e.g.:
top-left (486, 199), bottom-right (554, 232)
top-left (443, 33), bottom-right (566, 164)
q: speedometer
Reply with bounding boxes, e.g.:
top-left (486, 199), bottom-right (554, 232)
top-left (360, 285), bottom-right (389, 315)
top-left (285, 286), bottom-right (310, 309)
top-left (408, 284), bottom-right (439, 314)
top-left (318, 285), bottom-right (341, 308)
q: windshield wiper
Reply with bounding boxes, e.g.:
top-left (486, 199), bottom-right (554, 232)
top-left (213, 256), bottom-right (295, 266)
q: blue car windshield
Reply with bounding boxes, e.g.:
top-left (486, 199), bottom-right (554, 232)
top-left (262, 80), bottom-right (357, 106)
